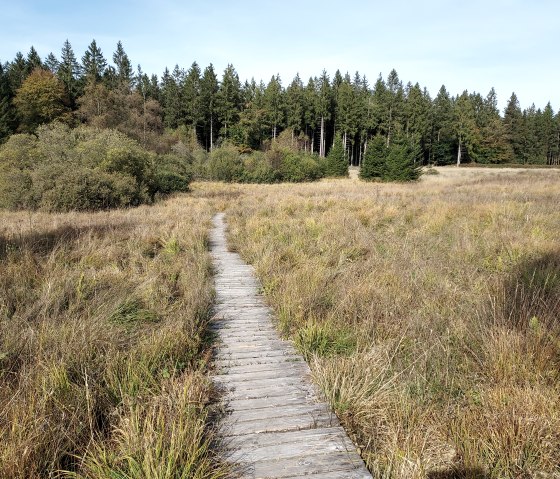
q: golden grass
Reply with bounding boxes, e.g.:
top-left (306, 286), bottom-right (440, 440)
top-left (0, 197), bottom-right (226, 478)
top-left (2, 168), bottom-right (559, 478)
top-left (211, 168), bottom-right (560, 478)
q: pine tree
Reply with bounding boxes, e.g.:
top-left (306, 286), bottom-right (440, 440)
top-left (384, 135), bottom-right (422, 181)
top-left (82, 39), bottom-right (107, 83)
top-left (25, 47), bottom-right (42, 75)
top-left (160, 66), bottom-right (184, 129)
top-left (325, 134), bottom-right (348, 177)
top-left (316, 70), bottom-right (332, 156)
top-left (216, 64), bottom-right (242, 140)
top-left (58, 40), bottom-right (81, 104)
top-left (7, 52), bottom-right (27, 91)
top-left (503, 92), bottom-right (525, 162)
top-left (200, 64), bottom-right (219, 150)
top-left (263, 74), bottom-right (284, 140)
top-left (0, 62), bottom-right (16, 142)
top-left (453, 91), bottom-right (479, 165)
top-left (285, 73), bottom-right (304, 142)
top-left (183, 62), bottom-right (202, 136)
top-left (113, 41), bottom-right (133, 90)
top-left (335, 74), bottom-right (358, 161)
top-left (360, 134), bottom-right (386, 180)
top-left (44, 53), bottom-right (59, 73)
top-left (432, 85), bottom-right (455, 164)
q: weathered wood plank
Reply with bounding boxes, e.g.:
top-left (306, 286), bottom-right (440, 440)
top-left (209, 212), bottom-right (372, 478)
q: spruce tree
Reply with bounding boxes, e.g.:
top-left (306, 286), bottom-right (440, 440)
top-left (113, 41), bottom-right (133, 90)
top-left (58, 40), bottom-right (81, 104)
top-left (360, 134), bottom-right (387, 180)
top-left (325, 134), bottom-right (348, 177)
top-left (200, 64), bottom-right (219, 150)
top-left (82, 39), bottom-right (107, 83)
top-left (44, 53), bottom-right (59, 73)
top-left (216, 64), bottom-right (242, 139)
top-left (263, 74), bottom-right (284, 140)
top-left (25, 47), bottom-right (42, 75)
top-left (384, 136), bottom-right (421, 181)
top-left (0, 62), bottom-right (16, 142)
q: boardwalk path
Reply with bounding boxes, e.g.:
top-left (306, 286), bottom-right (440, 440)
top-left (209, 213), bottom-right (372, 479)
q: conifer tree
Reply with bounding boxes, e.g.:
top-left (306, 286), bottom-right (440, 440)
top-left (183, 62), bottom-right (202, 134)
top-left (503, 92), bottom-right (525, 162)
top-left (325, 134), bottom-right (348, 177)
top-left (82, 39), bottom-right (107, 83)
top-left (25, 47), bottom-right (42, 75)
top-left (58, 40), bottom-right (81, 104)
top-left (44, 53), bottom-right (59, 73)
top-left (8, 52), bottom-right (27, 91)
top-left (0, 62), bottom-right (16, 142)
top-left (113, 41), bottom-right (133, 90)
top-left (263, 74), bottom-right (284, 139)
top-left (200, 64), bottom-right (219, 150)
top-left (384, 135), bottom-right (421, 181)
top-left (360, 134), bottom-right (386, 180)
top-left (216, 64), bottom-right (242, 140)
top-left (285, 74), bottom-right (304, 142)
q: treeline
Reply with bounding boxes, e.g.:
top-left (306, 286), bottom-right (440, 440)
top-left (1, 39), bottom-right (560, 166)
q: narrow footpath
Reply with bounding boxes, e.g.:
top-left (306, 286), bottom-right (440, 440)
top-left (209, 212), bottom-right (372, 479)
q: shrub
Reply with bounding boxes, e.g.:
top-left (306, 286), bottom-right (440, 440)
top-left (280, 152), bottom-right (323, 182)
top-left (207, 143), bottom-right (243, 182)
top-left (0, 124), bottom-right (191, 212)
top-left (242, 152), bottom-right (277, 183)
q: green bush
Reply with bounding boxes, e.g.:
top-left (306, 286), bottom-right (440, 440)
top-left (242, 152), bottom-right (277, 183)
top-left (281, 152), bottom-right (323, 182)
top-left (207, 143), bottom-right (243, 182)
top-left (0, 123), bottom-right (192, 212)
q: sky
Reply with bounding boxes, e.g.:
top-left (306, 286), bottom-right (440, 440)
top-left (1, 0), bottom-right (558, 111)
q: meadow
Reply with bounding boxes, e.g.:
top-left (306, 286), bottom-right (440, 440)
top-left (1, 167), bottom-right (559, 478)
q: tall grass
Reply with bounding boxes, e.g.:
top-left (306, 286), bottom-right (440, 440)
top-left (0, 197), bottom-right (226, 478)
top-left (220, 168), bottom-right (560, 478)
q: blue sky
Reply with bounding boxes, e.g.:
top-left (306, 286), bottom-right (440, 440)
top-left (1, 0), bottom-right (557, 111)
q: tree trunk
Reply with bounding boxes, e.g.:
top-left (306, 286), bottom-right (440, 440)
top-left (457, 137), bottom-right (462, 166)
top-left (210, 115), bottom-right (214, 151)
top-left (319, 116), bottom-right (325, 157)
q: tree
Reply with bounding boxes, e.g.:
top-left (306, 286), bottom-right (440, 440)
top-left (160, 65), bottom-right (184, 128)
top-left (13, 69), bottom-right (68, 131)
top-left (25, 47), bottom-right (42, 75)
top-left (216, 64), bottom-right (242, 140)
top-left (316, 70), bottom-right (332, 156)
top-left (384, 136), bottom-right (422, 181)
top-left (82, 39), bottom-right (107, 83)
top-left (44, 53), bottom-right (59, 73)
top-left (7, 52), bottom-right (27, 91)
top-left (453, 91), bottom-right (479, 165)
top-left (200, 64), bottom-right (219, 150)
top-left (503, 92), bottom-right (525, 162)
top-left (360, 134), bottom-right (386, 180)
top-left (325, 134), bottom-right (348, 177)
top-left (263, 74), bottom-right (284, 140)
top-left (432, 85), bottom-right (455, 164)
top-left (0, 63), bottom-right (16, 142)
top-left (58, 40), bottom-right (81, 105)
top-left (182, 62), bottom-right (202, 135)
top-left (285, 74), bottom-right (304, 143)
top-left (112, 41), bottom-right (133, 90)
top-left (335, 74), bottom-right (358, 160)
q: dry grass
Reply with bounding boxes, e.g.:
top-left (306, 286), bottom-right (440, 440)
top-left (0, 197), bottom-right (226, 478)
top-left (210, 167), bottom-right (560, 478)
top-left (2, 168), bottom-right (559, 479)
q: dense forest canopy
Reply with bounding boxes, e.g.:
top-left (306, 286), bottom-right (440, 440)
top-left (1, 39), bottom-right (559, 166)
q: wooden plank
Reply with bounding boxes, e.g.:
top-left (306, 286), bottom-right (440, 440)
top-left (209, 212), bottom-right (372, 478)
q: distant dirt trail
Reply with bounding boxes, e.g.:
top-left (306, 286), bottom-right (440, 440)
top-left (349, 166), bottom-right (360, 180)
top-left (209, 212), bottom-right (371, 479)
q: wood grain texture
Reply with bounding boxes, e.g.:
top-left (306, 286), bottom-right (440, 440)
top-left (210, 213), bottom-right (372, 479)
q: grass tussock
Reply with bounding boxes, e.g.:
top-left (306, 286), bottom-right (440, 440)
top-left (220, 168), bottom-right (560, 478)
top-left (0, 196), bottom-right (226, 478)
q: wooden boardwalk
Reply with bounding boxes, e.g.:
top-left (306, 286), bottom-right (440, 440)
top-left (209, 213), bottom-right (372, 479)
